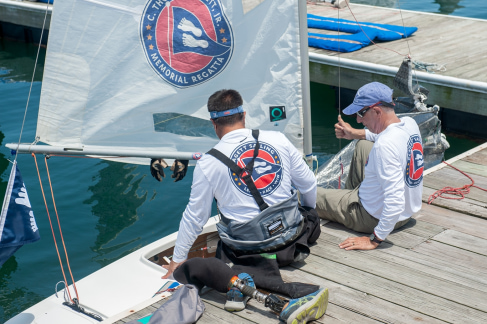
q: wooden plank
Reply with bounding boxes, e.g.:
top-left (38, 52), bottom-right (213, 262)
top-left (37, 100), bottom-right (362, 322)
top-left (425, 144), bottom-right (487, 177)
top-left (280, 267), bottom-right (445, 324)
top-left (451, 160), bottom-right (487, 177)
top-left (201, 289), bottom-right (281, 323)
top-left (463, 149), bottom-right (487, 166)
top-left (317, 228), bottom-right (487, 292)
top-left (423, 167), bottom-right (487, 204)
top-left (421, 187), bottom-right (487, 221)
top-left (412, 240), bottom-right (487, 274)
top-left (292, 254), bottom-right (487, 323)
top-left (432, 229), bottom-right (487, 257)
top-left (322, 219), bottom-right (442, 249)
top-left (197, 302), bottom-right (257, 324)
top-left (311, 236), bottom-right (487, 313)
top-left (415, 202), bottom-right (487, 238)
top-left (322, 303), bottom-right (382, 324)
top-left (201, 288), bottom-right (357, 324)
top-left (396, 217), bottom-right (445, 239)
top-left (306, 3), bottom-right (487, 83)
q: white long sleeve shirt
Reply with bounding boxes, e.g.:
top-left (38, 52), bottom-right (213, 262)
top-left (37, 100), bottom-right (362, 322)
top-left (173, 128), bottom-right (316, 262)
top-left (359, 117), bottom-right (423, 240)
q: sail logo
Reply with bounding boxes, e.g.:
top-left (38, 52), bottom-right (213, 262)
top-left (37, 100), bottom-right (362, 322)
top-left (229, 142), bottom-right (283, 197)
top-left (141, 0), bottom-right (233, 88)
top-left (405, 134), bottom-right (424, 187)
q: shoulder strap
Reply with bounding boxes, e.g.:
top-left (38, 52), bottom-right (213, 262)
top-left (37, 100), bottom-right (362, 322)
top-left (207, 129), bottom-right (269, 211)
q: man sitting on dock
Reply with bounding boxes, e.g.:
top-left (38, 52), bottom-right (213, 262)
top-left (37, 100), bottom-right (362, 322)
top-left (156, 89), bottom-right (324, 317)
top-left (316, 82), bottom-right (424, 250)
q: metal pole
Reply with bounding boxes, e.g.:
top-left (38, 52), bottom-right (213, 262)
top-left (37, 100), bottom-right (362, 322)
top-left (309, 53), bottom-right (487, 94)
top-left (5, 143), bottom-right (199, 160)
top-left (298, 0), bottom-right (313, 169)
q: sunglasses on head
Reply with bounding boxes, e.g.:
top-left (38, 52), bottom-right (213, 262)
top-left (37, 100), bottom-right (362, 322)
top-left (356, 101), bottom-right (395, 118)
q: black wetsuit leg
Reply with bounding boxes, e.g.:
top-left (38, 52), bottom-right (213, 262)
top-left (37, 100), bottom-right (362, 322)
top-left (173, 257), bottom-right (238, 293)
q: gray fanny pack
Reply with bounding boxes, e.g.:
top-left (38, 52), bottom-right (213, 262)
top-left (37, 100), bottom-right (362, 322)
top-left (217, 190), bottom-right (303, 253)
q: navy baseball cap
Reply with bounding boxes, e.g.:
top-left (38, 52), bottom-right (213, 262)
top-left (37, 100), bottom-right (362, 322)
top-left (343, 82), bottom-right (394, 115)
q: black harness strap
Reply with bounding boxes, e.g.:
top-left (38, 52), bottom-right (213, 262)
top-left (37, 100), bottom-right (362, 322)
top-left (207, 129), bottom-right (269, 211)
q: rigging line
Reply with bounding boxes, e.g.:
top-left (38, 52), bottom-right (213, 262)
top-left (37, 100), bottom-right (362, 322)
top-left (32, 154), bottom-right (75, 303)
top-left (154, 113), bottom-right (186, 126)
top-left (44, 156), bottom-right (81, 302)
top-left (337, 3), bottom-right (343, 189)
top-left (13, 1), bottom-right (50, 162)
top-left (397, 1), bottom-right (412, 56)
top-left (396, 1), bottom-right (420, 89)
top-left (345, 4), bottom-right (408, 57)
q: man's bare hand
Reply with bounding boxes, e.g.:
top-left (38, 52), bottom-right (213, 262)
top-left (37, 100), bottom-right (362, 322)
top-left (339, 236), bottom-right (379, 250)
top-left (335, 115), bottom-right (367, 140)
top-left (162, 259), bottom-right (185, 279)
top-left (335, 115), bottom-right (357, 140)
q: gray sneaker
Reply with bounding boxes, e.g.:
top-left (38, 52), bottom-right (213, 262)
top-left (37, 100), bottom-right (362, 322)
top-left (224, 273), bottom-right (255, 312)
top-left (279, 288), bottom-right (329, 324)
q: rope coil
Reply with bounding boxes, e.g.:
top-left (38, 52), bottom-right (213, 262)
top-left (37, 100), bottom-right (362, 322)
top-left (428, 161), bottom-right (487, 204)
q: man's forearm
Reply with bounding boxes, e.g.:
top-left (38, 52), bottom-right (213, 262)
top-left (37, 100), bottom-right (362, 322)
top-left (352, 129), bottom-right (366, 140)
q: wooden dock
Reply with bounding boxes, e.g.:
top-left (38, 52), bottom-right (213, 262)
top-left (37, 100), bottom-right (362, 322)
top-left (109, 143), bottom-right (487, 323)
top-left (307, 2), bottom-right (487, 119)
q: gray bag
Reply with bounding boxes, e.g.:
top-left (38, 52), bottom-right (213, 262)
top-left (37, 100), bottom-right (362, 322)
top-left (217, 190), bottom-right (304, 253)
top-left (128, 284), bottom-right (205, 324)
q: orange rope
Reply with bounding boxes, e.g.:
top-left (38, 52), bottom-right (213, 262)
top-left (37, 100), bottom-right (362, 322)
top-left (32, 153), bottom-right (80, 302)
top-left (428, 161), bottom-right (487, 204)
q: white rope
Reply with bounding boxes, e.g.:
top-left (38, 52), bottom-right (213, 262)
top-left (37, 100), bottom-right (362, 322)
top-left (55, 280), bottom-right (70, 303)
top-left (13, 1), bottom-right (51, 162)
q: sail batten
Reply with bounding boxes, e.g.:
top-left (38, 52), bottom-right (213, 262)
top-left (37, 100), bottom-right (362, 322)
top-left (33, 0), bottom-right (308, 162)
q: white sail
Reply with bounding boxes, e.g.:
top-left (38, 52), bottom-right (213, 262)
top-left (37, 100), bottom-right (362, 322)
top-left (34, 0), bottom-right (307, 162)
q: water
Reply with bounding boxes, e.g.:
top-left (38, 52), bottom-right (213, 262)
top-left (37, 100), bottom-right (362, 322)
top-left (0, 1), bottom-right (486, 321)
top-left (351, 0), bottom-right (487, 19)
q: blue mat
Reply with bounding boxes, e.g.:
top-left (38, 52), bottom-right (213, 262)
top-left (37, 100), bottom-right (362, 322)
top-left (308, 14), bottom-right (417, 52)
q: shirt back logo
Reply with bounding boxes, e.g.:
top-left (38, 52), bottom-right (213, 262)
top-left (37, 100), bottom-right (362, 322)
top-left (229, 142), bottom-right (283, 197)
top-left (141, 0), bottom-right (233, 88)
top-left (405, 134), bottom-right (424, 187)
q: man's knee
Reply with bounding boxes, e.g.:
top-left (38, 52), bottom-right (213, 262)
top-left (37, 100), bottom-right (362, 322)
top-left (355, 140), bottom-right (373, 157)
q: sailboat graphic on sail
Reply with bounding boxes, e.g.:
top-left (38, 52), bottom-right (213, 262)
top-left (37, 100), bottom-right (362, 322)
top-left (5, 0), bottom-right (313, 322)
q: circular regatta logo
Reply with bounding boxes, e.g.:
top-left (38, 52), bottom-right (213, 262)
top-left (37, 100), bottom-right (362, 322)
top-left (405, 134), bottom-right (424, 187)
top-left (141, 0), bottom-right (233, 88)
top-left (229, 142), bottom-right (283, 197)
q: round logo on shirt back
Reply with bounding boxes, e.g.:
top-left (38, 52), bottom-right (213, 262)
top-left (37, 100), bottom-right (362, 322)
top-left (405, 134), bottom-right (424, 187)
top-left (141, 0), bottom-right (233, 88)
top-left (229, 141), bottom-right (283, 197)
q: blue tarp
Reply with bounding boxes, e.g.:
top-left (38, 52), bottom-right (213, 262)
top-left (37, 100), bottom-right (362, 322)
top-left (308, 14), bottom-right (418, 52)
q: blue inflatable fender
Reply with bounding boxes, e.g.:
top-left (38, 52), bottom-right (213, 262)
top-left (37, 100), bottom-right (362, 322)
top-left (307, 14), bottom-right (417, 52)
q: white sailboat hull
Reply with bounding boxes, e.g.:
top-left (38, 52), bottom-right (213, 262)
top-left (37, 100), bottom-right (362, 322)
top-left (6, 216), bottom-right (220, 324)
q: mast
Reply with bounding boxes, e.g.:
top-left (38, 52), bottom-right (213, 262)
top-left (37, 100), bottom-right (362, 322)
top-left (298, 0), bottom-right (313, 168)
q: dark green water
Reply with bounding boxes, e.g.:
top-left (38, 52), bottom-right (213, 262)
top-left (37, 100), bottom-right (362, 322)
top-left (1, 1), bottom-right (486, 320)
